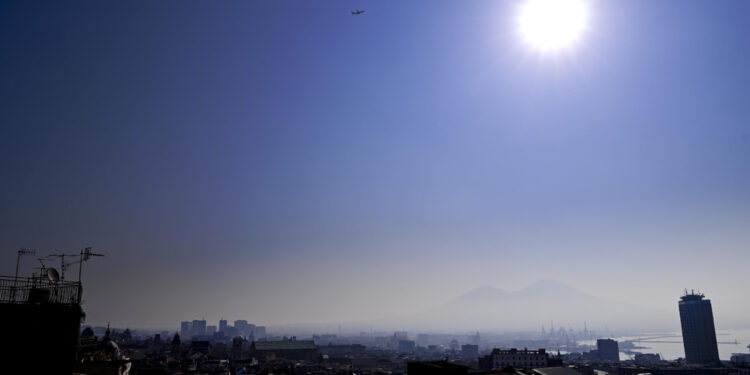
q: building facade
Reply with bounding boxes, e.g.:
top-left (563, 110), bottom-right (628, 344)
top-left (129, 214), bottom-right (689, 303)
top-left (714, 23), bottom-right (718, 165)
top-left (219, 319), bottom-right (228, 333)
top-left (180, 321), bottom-right (192, 339)
top-left (679, 291), bottom-right (720, 365)
top-left (597, 339), bottom-right (619, 362)
top-left (462, 344), bottom-right (479, 359)
top-left (191, 319), bottom-right (207, 339)
top-left (483, 348), bottom-right (549, 369)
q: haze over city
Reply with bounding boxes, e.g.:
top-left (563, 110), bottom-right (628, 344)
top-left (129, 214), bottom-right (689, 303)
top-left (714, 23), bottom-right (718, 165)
top-left (2, 0), bottom-right (750, 336)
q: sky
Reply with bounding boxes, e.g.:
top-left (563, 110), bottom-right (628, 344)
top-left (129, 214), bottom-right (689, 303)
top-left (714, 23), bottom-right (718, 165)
top-left (1, 0), bottom-right (749, 331)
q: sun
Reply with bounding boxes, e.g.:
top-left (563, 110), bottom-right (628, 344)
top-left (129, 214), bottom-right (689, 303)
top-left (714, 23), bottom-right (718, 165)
top-left (517, 0), bottom-right (589, 52)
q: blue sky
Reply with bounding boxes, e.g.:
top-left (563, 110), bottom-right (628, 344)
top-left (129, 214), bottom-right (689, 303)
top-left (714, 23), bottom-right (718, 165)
top-left (1, 0), bottom-right (749, 330)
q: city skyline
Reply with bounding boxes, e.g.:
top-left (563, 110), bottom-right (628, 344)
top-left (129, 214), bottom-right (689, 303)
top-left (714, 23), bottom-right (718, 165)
top-left (2, 0), bottom-right (750, 331)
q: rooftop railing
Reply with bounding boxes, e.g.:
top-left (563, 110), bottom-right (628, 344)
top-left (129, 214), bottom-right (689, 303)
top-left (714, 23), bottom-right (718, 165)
top-left (0, 276), bottom-right (81, 305)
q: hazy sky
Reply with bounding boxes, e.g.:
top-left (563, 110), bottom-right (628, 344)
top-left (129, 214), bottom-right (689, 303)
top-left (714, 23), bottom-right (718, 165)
top-left (2, 0), bottom-right (749, 331)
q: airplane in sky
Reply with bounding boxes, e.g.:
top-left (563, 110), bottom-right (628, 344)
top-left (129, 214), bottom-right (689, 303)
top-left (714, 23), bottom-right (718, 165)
top-left (351, 9), bottom-right (365, 15)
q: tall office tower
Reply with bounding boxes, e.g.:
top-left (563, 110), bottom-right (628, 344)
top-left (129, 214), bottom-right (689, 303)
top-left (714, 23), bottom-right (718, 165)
top-left (219, 319), bottom-right (228, 333)
top-left (180, 321), bottom-right (192, 339)
top-left (679, 291), bottom-right (720, 365)
top-left (234, 320), bottom-right (249, 337)
top-left (191, 319), bottom-right (207, 338)
top-left (597, 339), bottom-right (619, 362)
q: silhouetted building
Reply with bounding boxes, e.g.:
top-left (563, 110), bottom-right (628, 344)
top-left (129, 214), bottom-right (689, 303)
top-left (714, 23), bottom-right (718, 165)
top-left (0, 274), bottom-right (84, 375)
top-left (597, 339), bottom-right (619, 362)
top-left (190, 340), bottom-right (211, 355)
top-left (191, 319), bottom-right (206, 339)
top-left (394, 331), bottom-right (408, 340)
top-left (171, 333), bottom-right (182, 354)
top-left (461, 344), bottom-right (479, 359)
top-left (234, 319), bottom-right (249, 337)
top-left (634, 353), bottom-right (662, 365)
top-left (232, 336), bottom-right (244, 360)
top-left (219, 318), bottom-right (228, 333)
top-left (399, 339), bottom-right (416, 353)
top-left (408, 360), bottom-right (469, 375)
top-left (319, 344), bottom-right (366, 356)
top-left (180, 321), bottom-right (192, 339)
top-left (251, 339), bottom-right (319, 362)
top-left (254, 325), bottom-right (266, 339)
top-left (679, 291), bottom-right (720, 365)
top-left (480, 348), bottom-right (549, 369)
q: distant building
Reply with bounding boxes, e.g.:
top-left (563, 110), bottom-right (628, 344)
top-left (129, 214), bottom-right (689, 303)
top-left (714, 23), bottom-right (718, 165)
top-left (251, 339), bottom-right (318, 361)
top-left (247, 323), bottom-right (256, 338)
top-left (732, 353), bottom-right (750, 365)
top-left (171, 333), bottom-right (182, 354)
top-left (318, 344), bottom-right (366, 356)
top-left (206, 325), bottom-right (217, 336)
top-left (234, 319), bottom-right (249, 337)
top-left (219, 319), bottom-right (228, 333)
top-left (533, 368), bottom-right (584, 375)
top-left (480, 348), bottom-right (549, 369)
top-left (254, 325), bottom-right (266, 339)
top-left (191, 319), bottom-right (206, 339)
top-left (190, 340), bottom-right (211, 355)
top-left (399, 339), bottom-right (416, 353)
top-left (180, 321), bottom-right (192, 339)
top-left (407, 360), bottom-right (469, 375)
top-left (634, 353), bottom-right (662, 365)
top-left (597, 339), bottom-right (619, 362)
top-left (731, 345), bottom-right (750, 365)
top-left (461, 344), bottom-right (479, 359)
top-left (225, 325), bottom-right (238, 338)
top-left (232, 336), bottom-right (244, 360)
top-left (679, 291), bottom-right (720, 365)
top-left (394, 331), bottom-right (408, 340)
top-left (313, 334), bottom-right (338, 345)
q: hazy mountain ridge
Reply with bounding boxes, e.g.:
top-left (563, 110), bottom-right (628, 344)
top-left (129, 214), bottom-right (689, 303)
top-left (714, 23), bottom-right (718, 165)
top-left (373, 280), bottom-right (677, 332)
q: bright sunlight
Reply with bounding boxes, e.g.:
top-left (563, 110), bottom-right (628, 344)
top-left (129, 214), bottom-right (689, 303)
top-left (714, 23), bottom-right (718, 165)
top-left (518, 0), bottom-right (589, 52)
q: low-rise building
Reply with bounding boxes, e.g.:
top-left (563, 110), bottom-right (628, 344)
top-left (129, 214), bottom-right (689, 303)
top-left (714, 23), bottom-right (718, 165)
top-left (461, 344), bottom-right (479, 359)
top-left (251, 339), bottom-right (319, 362)
top-left (480, 348), bottom-right (549, 370)
top-left (407, 360), bottom-right (469, 375)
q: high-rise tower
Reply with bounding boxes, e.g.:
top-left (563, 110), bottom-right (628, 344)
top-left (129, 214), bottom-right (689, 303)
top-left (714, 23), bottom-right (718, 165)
top-left (679, 290), bottom-right (720, 365)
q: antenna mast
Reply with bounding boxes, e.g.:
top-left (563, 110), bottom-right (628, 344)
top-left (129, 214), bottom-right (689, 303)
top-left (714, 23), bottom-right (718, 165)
top-left (12, 248), bottom-right (36, 300)
top-left (15, 248), bottom-right (36, 280)
top-left (76, 247), bottom-right (104, 302)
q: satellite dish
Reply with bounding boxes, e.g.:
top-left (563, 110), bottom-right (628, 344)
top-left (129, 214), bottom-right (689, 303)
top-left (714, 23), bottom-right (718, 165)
top-left (47, 268), bottom-right (60, 283)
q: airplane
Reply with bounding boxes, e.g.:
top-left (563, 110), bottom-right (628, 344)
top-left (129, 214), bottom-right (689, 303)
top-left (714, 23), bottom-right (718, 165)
top-left (351, 9), bottom-right (365, 15)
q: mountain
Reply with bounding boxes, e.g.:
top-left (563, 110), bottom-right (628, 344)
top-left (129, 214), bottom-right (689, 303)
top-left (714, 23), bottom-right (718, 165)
top-left (377, 280), bottom-right (676, 332)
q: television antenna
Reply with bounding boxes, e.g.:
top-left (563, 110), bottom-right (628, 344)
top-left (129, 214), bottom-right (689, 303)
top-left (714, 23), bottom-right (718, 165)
top-left (15, 248), bottom-right (36, 280)
top-left (76, 247), bottom-right (104, 301)
top-left (43, 252), bottom-right (79, 281)
top-left (11, 248), bottom-right (36, 301)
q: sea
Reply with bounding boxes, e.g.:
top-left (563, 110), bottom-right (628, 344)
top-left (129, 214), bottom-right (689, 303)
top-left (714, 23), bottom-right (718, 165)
top-left (579, 329), bottom-right (750, 361)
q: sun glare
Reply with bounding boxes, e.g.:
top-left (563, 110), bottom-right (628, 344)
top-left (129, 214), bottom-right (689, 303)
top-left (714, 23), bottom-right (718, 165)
top-left (518, 0), bottom-right (589, 52)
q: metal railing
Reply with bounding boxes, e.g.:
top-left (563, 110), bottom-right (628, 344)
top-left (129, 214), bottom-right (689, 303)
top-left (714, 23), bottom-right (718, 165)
top-left (0, 276), bottom-right (81, 305)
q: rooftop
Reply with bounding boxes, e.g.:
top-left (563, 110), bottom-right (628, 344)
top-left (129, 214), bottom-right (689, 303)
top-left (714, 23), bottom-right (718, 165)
top-left (253, 340), bottom-right (317, 351)
top-left (680, 290), bottom-right (707, 303)
top-left (0, 276), bottom-right (81, 305)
